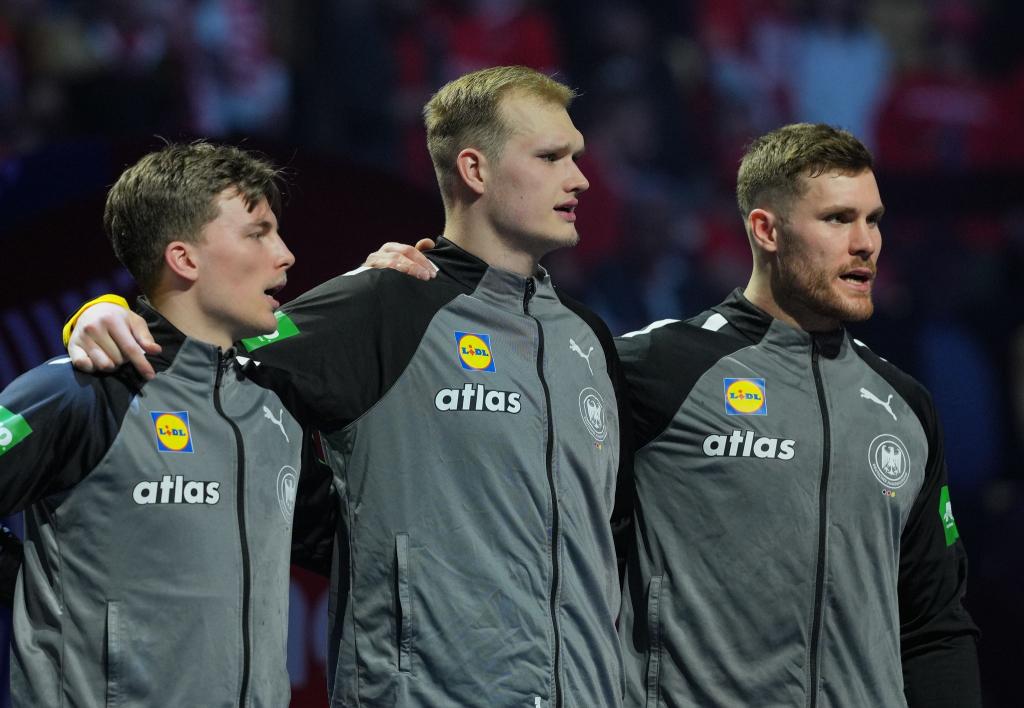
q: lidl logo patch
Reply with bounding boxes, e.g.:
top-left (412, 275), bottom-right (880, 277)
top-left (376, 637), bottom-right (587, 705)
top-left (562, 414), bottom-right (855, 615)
top-left (152, 411), bottom-right (194, 453)
top-left (241, 311), bottom-right (300, 352)
top-left (723, 378), bottom-right (767, 415)
top-left (0, 406), bottom-right (32, 457)
top-left (455, 331), bottom-right (495, 372)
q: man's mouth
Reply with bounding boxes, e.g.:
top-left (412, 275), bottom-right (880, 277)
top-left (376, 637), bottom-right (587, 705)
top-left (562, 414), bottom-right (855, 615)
top-left (554, 200), bottom-right (578, 222)
top-left (838, 268), bottom-right (874, 291)
top-left (264, 282), bottom-right (286, 308)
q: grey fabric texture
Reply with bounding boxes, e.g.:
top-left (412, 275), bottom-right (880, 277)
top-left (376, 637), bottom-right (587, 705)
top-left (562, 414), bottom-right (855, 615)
top-left (617, 290), bottom-right (974, 708)
top-left (253, 240), bottom-right (625, 707)
top-left (1, 314), bottom-right (302, 707)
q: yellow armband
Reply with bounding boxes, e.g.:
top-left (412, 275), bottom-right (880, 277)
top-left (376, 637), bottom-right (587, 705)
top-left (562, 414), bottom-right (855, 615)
top-left (62, 294), bottom-right (131, 347)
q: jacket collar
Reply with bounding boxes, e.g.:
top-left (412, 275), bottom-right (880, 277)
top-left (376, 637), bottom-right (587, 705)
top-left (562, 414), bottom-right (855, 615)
top-left (713, 288), bottom-right (846, 359)
top-left (429, 237), bottom-right (559, 312)
top-left (134, 298), bottom-right (230, 378)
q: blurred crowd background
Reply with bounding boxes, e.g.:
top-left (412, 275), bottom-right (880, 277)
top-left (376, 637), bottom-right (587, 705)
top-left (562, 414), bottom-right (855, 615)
top-left (1, 0), bottom-right (1022, 706)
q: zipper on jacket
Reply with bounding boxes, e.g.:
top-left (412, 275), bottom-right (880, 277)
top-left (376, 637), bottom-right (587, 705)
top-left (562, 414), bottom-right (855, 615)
top-left (214, 351), bottom-right (253, 708)
top-left (807, 342), bottom-right (831, 708)
top-left (524, 278), bottom-right (563, 708)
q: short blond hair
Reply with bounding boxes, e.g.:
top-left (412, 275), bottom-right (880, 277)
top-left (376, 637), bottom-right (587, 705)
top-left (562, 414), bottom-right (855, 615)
top-left (737, 123), bottom-right (873, 221)
top-left (424, 66), bottom-right (576, 206)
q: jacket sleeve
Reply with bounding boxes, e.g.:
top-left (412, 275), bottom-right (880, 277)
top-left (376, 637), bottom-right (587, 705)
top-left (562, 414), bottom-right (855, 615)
top-left (591, 310), bottom-right (635, 577)
top-left (0, 361), bottom-right (116, 515)
top-left (899, 392), bottom-right (981, 707)
top-left (242, 272), bottom-right (381, 431)
top-left (290, 430), bottom-right (337, 577)
top-left (0, 521), bottom-right (23, 606)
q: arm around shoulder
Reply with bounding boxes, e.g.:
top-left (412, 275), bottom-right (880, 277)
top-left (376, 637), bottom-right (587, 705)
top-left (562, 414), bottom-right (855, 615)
top-left (244, 270), bottom-right (388, 430)
top-left (0, 361), bottom-right (122, 514)
top-left (65, 296), bottom-right (160, 379)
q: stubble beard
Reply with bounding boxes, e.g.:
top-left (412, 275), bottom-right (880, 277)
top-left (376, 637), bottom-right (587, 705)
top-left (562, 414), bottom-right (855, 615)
top-left (774, 234), bottom-right (874, 328)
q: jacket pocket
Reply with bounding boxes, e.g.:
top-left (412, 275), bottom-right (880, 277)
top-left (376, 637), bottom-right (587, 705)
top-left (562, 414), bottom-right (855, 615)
top-left (645, 575), bottom-right (665, 708)
top-left (105, 601), bottom-right (121, 708)
top-left (395, 533), bottom-right (413, 673)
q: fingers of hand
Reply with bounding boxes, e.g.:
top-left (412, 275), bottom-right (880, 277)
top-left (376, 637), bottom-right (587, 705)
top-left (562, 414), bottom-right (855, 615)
top-left (364, 249), bottom-right (435, 280)
top-left (403, 241), bottom-right (438, 278)
top-left (72, 328), bottom-right (119, 371)
top-left (68, 346), bottom-right (96, 373)
top-left (129, 313), bottom-right (161, 354)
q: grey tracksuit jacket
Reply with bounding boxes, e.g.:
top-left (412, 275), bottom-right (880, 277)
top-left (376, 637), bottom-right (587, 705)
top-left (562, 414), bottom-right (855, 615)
top-left (249, 238), bottom-right (631, 707)
top-left (616, 289), bottom-right (980, 708)
top-left (0, 304), bottom-right (302, 707)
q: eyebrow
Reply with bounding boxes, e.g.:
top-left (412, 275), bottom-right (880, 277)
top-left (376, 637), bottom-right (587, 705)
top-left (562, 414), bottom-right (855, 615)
top-left (248, 219), bottom-right (275, 232)
top-left (538, 142), bottom-right (586, 158)
top-left (820, 205), bottom-right (886, 219)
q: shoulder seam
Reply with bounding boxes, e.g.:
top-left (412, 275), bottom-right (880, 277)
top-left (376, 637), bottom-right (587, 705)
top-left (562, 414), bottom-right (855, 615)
top-left (620, 318), bottom-right (680, 339)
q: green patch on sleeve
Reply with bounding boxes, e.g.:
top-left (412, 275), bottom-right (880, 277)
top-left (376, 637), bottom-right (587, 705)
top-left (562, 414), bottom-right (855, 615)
top-left (241, 311), bottom-right (300, 352)
top-left (0, 406), bottom-right (33, 456)
top-left (939, 485), bottom-right (960, 546)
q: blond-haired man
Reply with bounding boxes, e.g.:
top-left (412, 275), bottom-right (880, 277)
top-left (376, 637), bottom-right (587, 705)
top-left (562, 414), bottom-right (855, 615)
top-left (67, 66), bottom-right (630, 708)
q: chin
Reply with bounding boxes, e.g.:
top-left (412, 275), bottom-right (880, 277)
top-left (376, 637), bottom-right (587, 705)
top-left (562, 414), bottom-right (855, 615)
top-left (242, 315), bottom-right (278, 339)
top-left (518, 231), bottom-right (579, 261)
top-left (552, 230), bottom-right (580, 250)
top-left (259, 317), bottom-right (280, 335)
top-left (844, 303), bottom-right (874, 322)
top-left (830, 294), bottom-right (874, 323)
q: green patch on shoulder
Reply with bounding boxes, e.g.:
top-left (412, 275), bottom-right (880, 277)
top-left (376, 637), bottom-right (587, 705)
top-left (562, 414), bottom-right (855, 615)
top-left (241, 311), bottom-right (300, 352)
top-left (939, 485), bottom-right (960, 546)
top-left (0, 406), bottom-right (33, 456)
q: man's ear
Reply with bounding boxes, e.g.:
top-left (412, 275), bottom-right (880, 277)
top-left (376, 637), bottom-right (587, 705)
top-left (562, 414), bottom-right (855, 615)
top-left (748, 208), bottom-right (781, 254)
top-left (164, 241), bottom-right (200, 283)
top-left (455, 147), bottom-right (487, 196)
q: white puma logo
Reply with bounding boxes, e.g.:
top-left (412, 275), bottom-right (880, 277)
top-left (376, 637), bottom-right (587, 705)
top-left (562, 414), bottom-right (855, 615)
top-left (569, 338), bottom-right (594, 375)
top-left (263, 406), bottom-right (290, 443)
top-left (860, 388), bottom-right (896, 421)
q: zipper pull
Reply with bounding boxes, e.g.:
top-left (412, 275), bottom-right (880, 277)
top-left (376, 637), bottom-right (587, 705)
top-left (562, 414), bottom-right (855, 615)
top-left (523, 278), bottom-right (536, 313)
top-left (215, 347), bottom-right (233, 386)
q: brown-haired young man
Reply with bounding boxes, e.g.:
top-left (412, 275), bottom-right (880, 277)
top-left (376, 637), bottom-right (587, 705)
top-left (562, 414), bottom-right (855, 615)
top-left (617, 123), bottom-right (980, 707)
top-left (67, 66), bottom-right (631, 708)
top-left (0, 141), bottom-right (301, 706)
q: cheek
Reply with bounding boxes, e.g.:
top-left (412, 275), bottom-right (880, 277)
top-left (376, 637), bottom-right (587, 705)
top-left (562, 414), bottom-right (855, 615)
top-left (499, 186), bottom-right (532, 216)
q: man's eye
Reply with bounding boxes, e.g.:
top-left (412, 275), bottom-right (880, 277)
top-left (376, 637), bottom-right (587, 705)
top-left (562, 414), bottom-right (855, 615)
top-left (541, 153), bottom-right (558, 162)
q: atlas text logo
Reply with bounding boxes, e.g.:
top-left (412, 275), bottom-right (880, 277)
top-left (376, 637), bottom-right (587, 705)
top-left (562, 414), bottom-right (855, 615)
top-left (133, 475), bottom-right (221, 505)
top-left (435, 384), bottom-right (522, 413)
top-left (702, 430), bottom-right (796, 459)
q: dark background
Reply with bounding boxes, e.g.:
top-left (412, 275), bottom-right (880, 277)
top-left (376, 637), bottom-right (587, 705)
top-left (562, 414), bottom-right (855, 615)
top-left (1, 1), bottom-right (1021, 706)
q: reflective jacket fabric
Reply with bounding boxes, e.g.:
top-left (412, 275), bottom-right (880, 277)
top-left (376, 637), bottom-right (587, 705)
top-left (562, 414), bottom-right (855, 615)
top-left (617, 289), bottom-right (979, 708)
top-left (0, 304), bottom-right (302, 707)
top-left (248, 238), bottom-right (630, 708)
